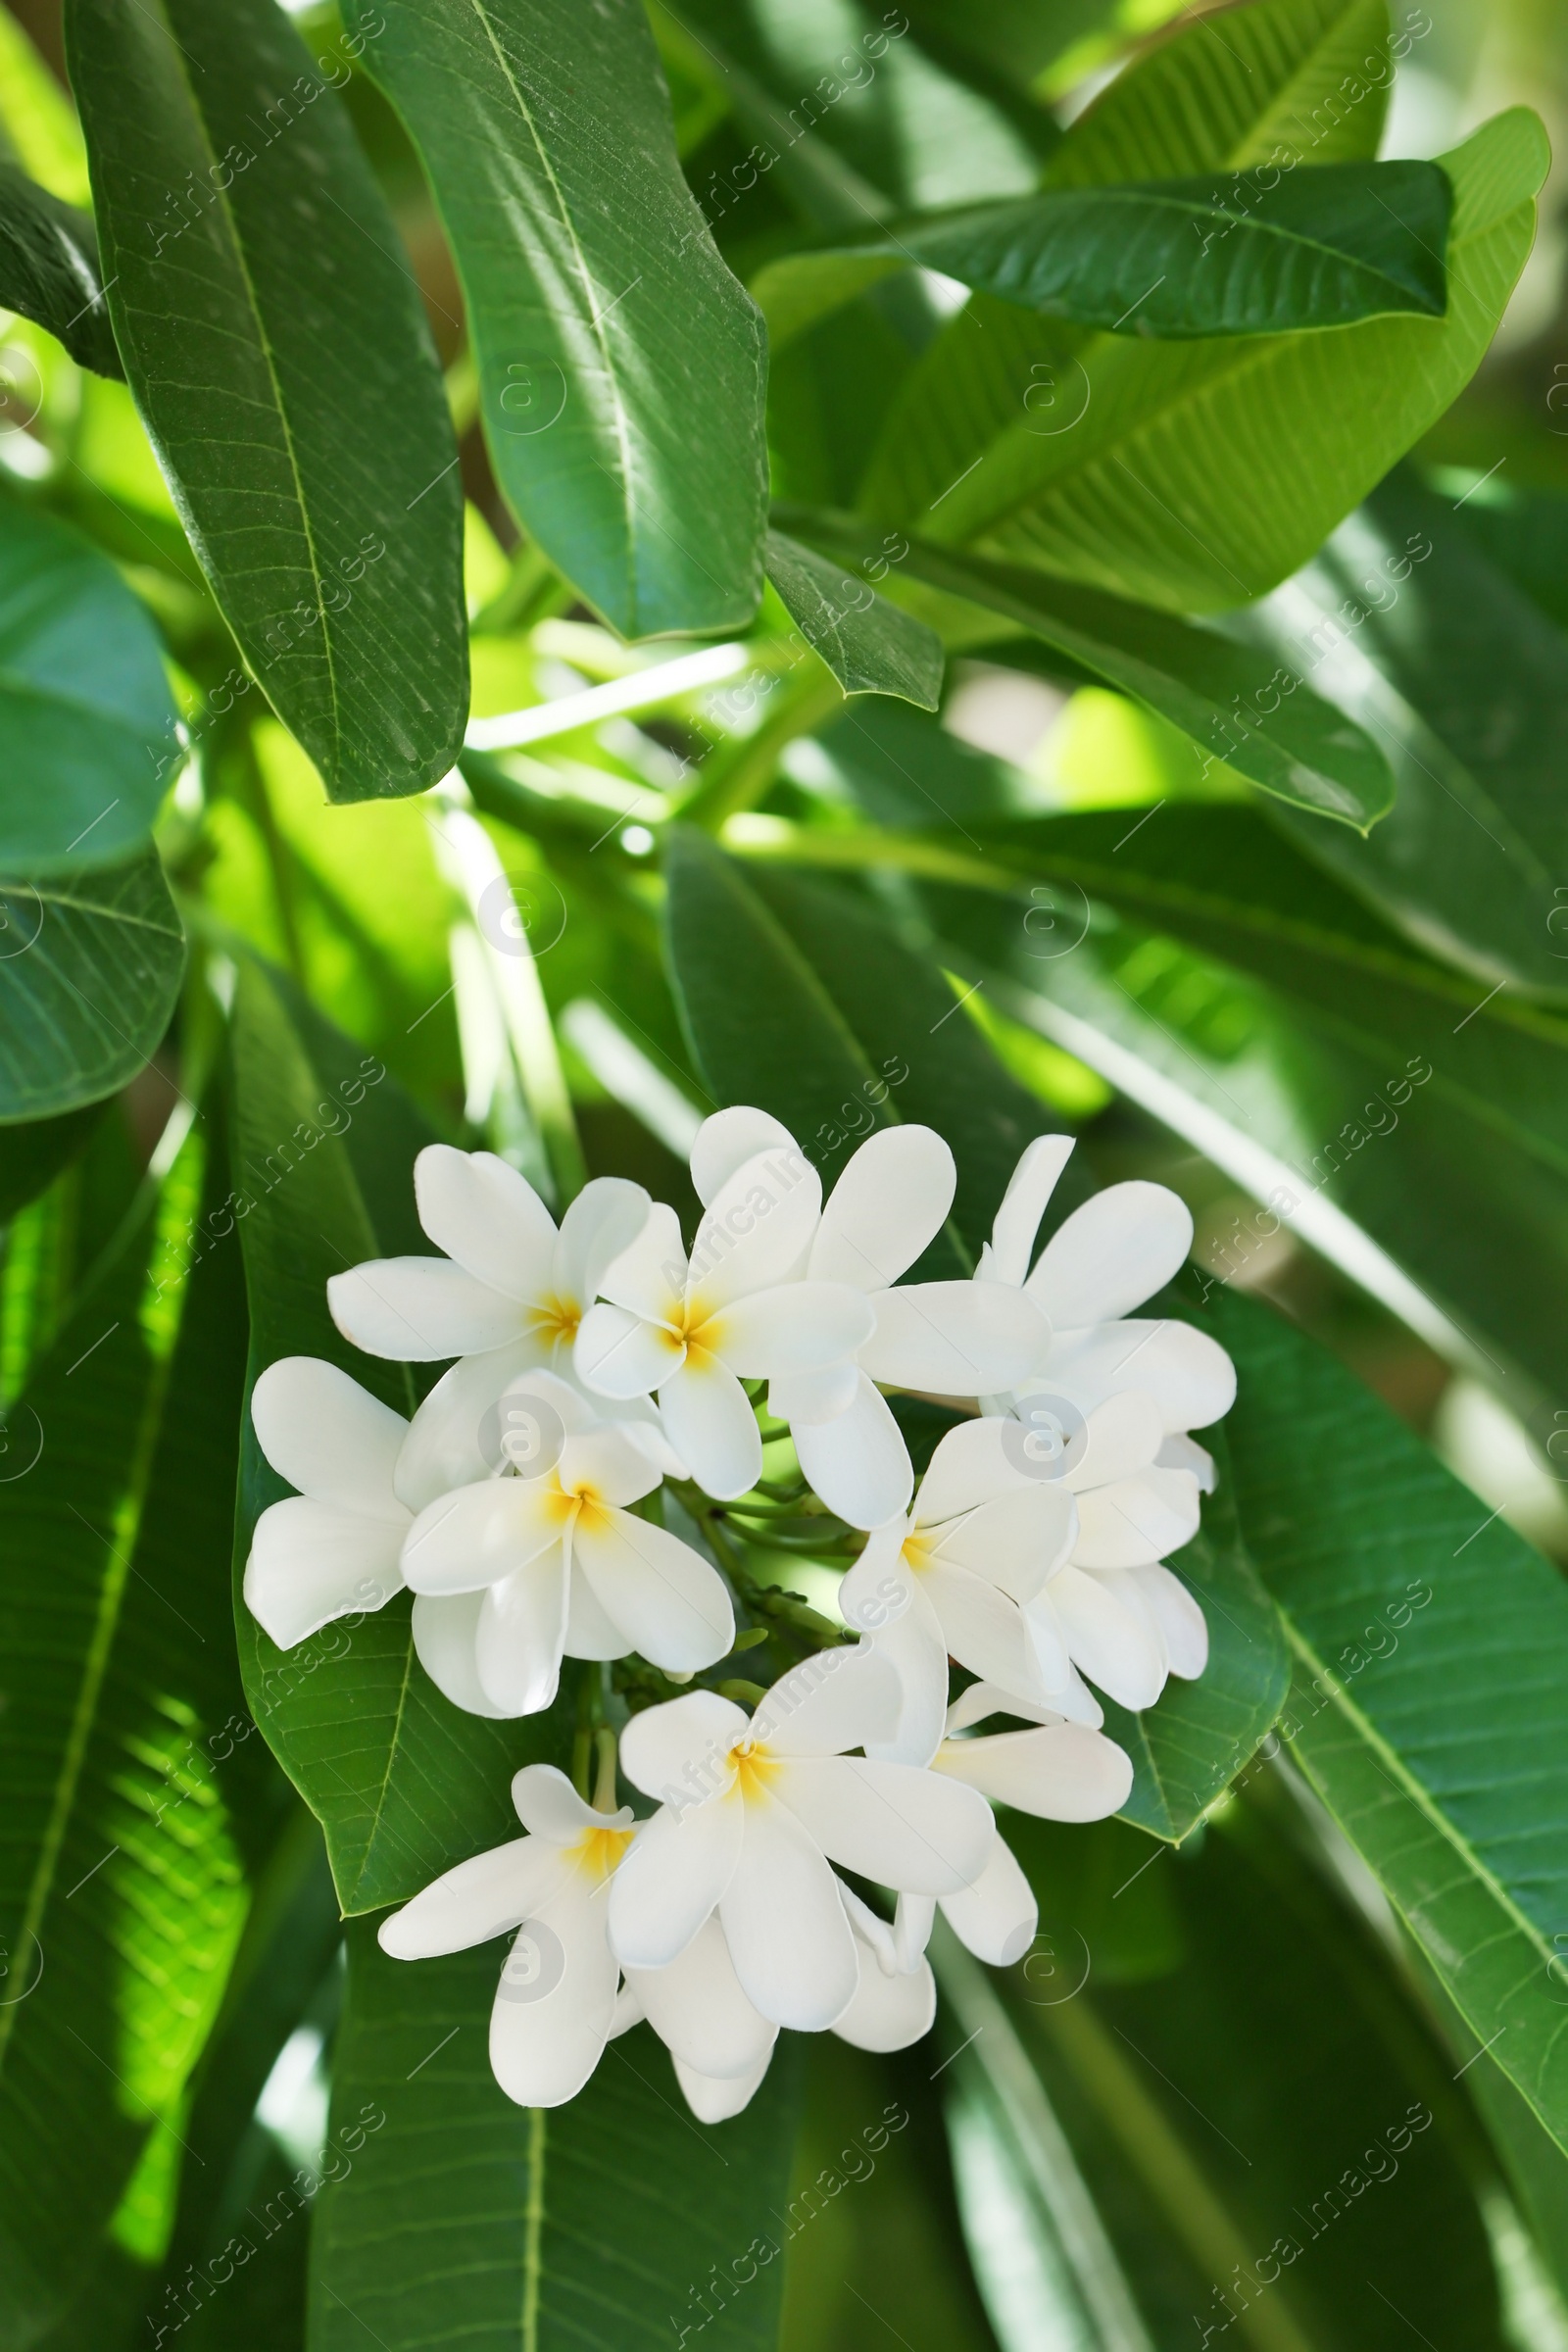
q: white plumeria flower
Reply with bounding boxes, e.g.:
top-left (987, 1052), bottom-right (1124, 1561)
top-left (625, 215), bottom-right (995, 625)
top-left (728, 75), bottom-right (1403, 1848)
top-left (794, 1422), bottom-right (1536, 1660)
top-left (607, 1651), bottom-right (993, 2033)
top-left (894, 1707), bottom-right (1134, 1973)
top-left (328, 1145), bottom-right (649, 1367)
top-left (689, 1108), bottom-right (1050, 1529)
top-left (245, 1356), bottom-right (411, 1647)
top-left (834, 1417), bottom-right (1080, 1767)
top-left (575, 1141), bottom-right (875, 1500)
top-left (399, 1373), bottom-right (734, 1718)
top-left (979, 1135), bottom-right (1235, 1451)
top-left (378, 1765), bottom-right (634, 2109)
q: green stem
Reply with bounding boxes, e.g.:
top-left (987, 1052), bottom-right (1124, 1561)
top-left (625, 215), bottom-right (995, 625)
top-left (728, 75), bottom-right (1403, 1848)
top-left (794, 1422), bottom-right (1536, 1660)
top-left (671, 667), bottom-right (844, 829)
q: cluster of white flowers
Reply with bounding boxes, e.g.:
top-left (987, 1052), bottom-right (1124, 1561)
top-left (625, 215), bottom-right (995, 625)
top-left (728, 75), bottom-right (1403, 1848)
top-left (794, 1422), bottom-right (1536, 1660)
top-left (245, 1111), bottom-right (1233, 2118)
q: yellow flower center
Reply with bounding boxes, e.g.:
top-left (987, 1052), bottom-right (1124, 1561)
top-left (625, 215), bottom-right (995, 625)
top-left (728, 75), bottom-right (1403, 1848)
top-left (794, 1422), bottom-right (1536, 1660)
top-left (902, 1530), bottom-right (934, 1574)
top-left (568, 1823), bottom-right (634, 1882)
top-left (727, 1738), bottom-right (779, 1800)
top-left (529, 1294), bottom-right (581, 1347)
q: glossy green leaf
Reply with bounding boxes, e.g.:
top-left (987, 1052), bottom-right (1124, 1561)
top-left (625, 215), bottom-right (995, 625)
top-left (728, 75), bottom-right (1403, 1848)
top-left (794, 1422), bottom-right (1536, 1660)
top-left (764, 528), bottom-right (944, 708)
top-left (0, 1127), bottom-right (269, 2341)
top-left (309, 1920), bottom-right (802, 2351)
top-left (774, 507), bottom-right (1395, 825)
top-left (345, 0), bottom-right (766, 641)
top-left (0, 500), bottom-right (177, 868)
top-left (861, 104), bottom-right (1544, 614)
top-left (0, 1101), bottom-right (107, 1222)
top-left (66, 0), bottom-right (467, 802)
top-left (0, 162), bottom-right (121, 374)
top-left (228, 961), bottom-right (560, 1917)
top-left (1215, 1283), bottom-right (1568, 2153)
top-left (757, 161), bottom-right (1451, 350)
top-left (0, 846), bottom-right (184, 1122)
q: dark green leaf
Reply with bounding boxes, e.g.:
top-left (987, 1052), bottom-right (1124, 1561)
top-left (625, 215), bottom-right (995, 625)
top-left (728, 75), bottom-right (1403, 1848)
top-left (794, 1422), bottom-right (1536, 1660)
top-left (228, 961), bottom-right (561, 1916)
top-left (310, 1920), bottom-right (802, 2351)
top-left (0, 160), bottom-right (121, 374)
top-left (66, 0), bottom-right (467, 801)
top-left (764, 528), bottom-right (944, 708)
top-left (0, 1099), bottom-right (107, 1222)
top-left (0, 845), bottom-right (184, 1122)
top-left (0, 499), bottom-right (178, 868)
top-left (345, 0), bottom-right (766, 640)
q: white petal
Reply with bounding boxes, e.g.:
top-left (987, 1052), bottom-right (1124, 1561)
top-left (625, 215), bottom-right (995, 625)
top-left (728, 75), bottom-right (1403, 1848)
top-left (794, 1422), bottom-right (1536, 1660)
top-left (929, 1487), bottom-right (1078, 1604)
top-left (559, 1427), bottom-right (660, 1509)
top-left (690, 1106), bottom-right (799, 1206)
top-left (719, 1791), bottom-right (858, 2031)
top-left (412, 1591), bottom-right (512, 1718)
top-left (474, 1544), bottom-right (571, 1714)
top-left (840, 1882), bottom-right (899, 1974)
top-left (945, 1675), bottom-right (1104, 1734)
top-left (415, 1145), bottom-right (558, 1301)
top-left (1039, 1567), bottom-right (1165, 1711)
top-left (768, 1360), bottom-right (859, 1425)
top-left (862, 1592), bottom-right (951, 1768)
top-left (915, 1417), bottom-right (1035, 1521)
top-left (753, 1642), bottom-right (901, 1756)
top-left (1061, 1392), bottom-right (1166, 1493)
top-left (575, 1509), bottom-right (734, 1672)
top-left (858, 1282), bottom-right (1047, 1394)
top-left (627, 1914), bottom-right (775, 2079)
top-left (704, 1282), bottom-right (874, 1378)
top-left (618, 1690), bottom-right (749, 1803)
top-left (608, 1795), bottom-right (744, 1967)
top-left (597, 1200), bottom-right (687, 1324)
top-left (808, 1126), bottom-right (955, 1292)
top-left (610, 1983), bottom-right (643, 2037)
top-left (832, 1949), bottom-right (937, 2052)
top-left (687, 1146), bottom-right (822, 1312)
top-left (553, 1177), bottom-right (650, 1310)
top-left (327, 1256), bottom-right (526, 1360)
top-left (1072, 1469), bottom-right (1200, 1568)
top-left (401, 1478), bottom-right (566, 1596)
top-left (793, 1373), bottom-right (912, 1530)
top-left (575, 1301), bottom-right (684, 1399)
top-left (674, 2051), bottom-right (772, 2124)
top-left (659, 1357), bottom-right (760, 1501)
top-left (251, 1357), bottom-right (407, 1514)
top-left (1157, 1432), bottom-right (1216, 1490)
top-left (245, 1500), bottom-right (404, 1648)
top-left (489, 1876), bottom-right (618, 2107)
top-left (564, 1557), bottom-right (626, 1659)
top-left (1045, 1320), bottom-right (1236, 1432)
top-left (511, 1762), bottom-right (631, 1841)
top-left (894, 1892), bottom-right (936, 1972)
top-left (1127, 1562), bottom-right (1209, 1680)
top-left (837, 1531), bottom-right (913, 1640)
top-left (988, 1135), bottom-right (1075, 1288)
top-left (378, 1835), bottom-right (558, 1957)
top-left (1026, 1181), bottom-right (1193, 1326)
top-left (936, 1725), bottom-right (1133, 1822)
top-left (393, 1339), bottom-right (556, 1511)
top-left (922, 1561), bottom-right (1051, 1704)
top-left (939, 1836), bottom-right (1037, 1966)
top-left (777, 1755), bottom-right (994, 1894)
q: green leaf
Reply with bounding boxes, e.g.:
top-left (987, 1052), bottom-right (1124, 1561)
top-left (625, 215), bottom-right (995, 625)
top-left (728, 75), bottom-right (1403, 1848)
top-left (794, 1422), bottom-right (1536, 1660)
top-left (773, 507), bottom-right (1395, 826)
top-left (763, 528), bottom-right (944, 708)
top-left (0, 1125), bottom-right (268, 2339)
top-left (0, 846), bottom-right (184, 1122)
top-left (0, 499), bottom-right (177, 868)
top-left (1100, 1424), bottom-right (1289, 1843)
top-left (861, 109), bottom-right (1544, 613)
top-left (0, 161), bottom-right (121, 374)
top-left (309, 1920), bottom-right (802, 2351)
top-left (228, 961), bottom-right (561, 1916)
top-left (0, 1101), bottom-right (108, 1222)
top-left (1215, 1284), bottom-right (1568, 2154)
top-left (345, 0), bottom-right (766, 642)
top-left (757, 161), bottom-right (1451, 350)
top-left (65, 0), bottom-right (467, 802)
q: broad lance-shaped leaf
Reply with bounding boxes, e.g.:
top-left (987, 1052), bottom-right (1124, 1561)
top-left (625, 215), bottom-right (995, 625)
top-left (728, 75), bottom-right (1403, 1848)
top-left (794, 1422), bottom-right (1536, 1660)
top-left (345, 0), bottom-right (766, 642)
top-left (0, 499), bottom-right (177, 869)
top-left (764, 528), bottom-right (943, 710)
top-left (311, 1925), bottom-right (802, 2352)
top-left (228, 961), bottom-right (561, 1916)
top-left (0, 845), bottom-right (184, 1122)
top-left (773, 506), bottom-right (1394, 828)
top-left (65, 0), bottom-right (467, 803)
top-left (0, 160), bottom-right (121, 375)
top-left (0, 1125), bottom-right (274, 2341)
top-left (1214, 1284), bottom-right (1568, 2154)
top-left (862, 107), bottom-right (1544, 616)
top-left (756, 159), bottom-right (1451, 350)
